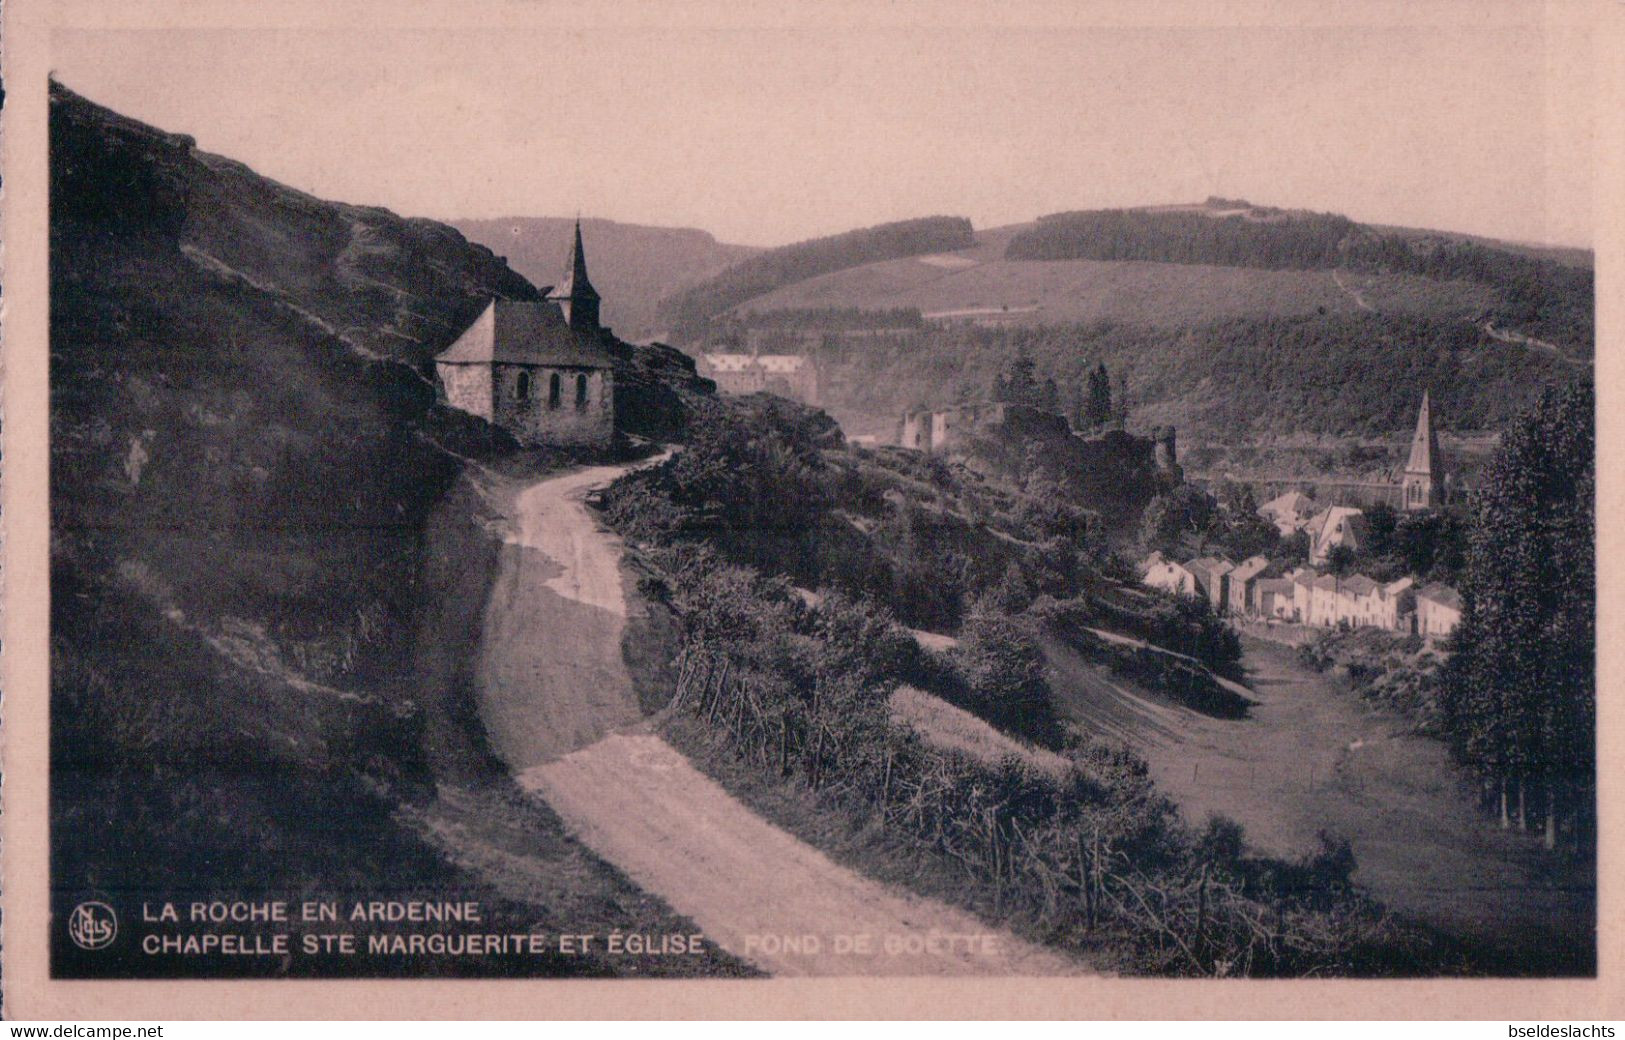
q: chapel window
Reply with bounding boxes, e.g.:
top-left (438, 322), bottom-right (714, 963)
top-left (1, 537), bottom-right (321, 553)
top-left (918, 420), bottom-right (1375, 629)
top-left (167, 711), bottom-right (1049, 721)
top-left (548, 372), bottom-right (562, 408)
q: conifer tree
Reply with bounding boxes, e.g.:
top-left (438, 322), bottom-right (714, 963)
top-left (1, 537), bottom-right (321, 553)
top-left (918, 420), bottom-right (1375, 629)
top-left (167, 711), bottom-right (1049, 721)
top-left (1084, 362), bottom-right (1113, 429)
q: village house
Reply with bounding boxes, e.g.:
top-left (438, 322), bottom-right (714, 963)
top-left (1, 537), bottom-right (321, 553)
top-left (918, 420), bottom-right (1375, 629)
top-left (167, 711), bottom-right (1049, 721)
top-left (1186, 557), bottom-right (1235, 614)
top-left (1289, 568), bottom-right (1317, 623)
top-left (1255, 576), bottom-right (1296, 620)
top-left (435, 221), bottom-right (616, 448)
top-left (1310, 573), bottom-right (1343, 627)
top-left (1416, 583), bottom-right (1464, 637)
top-left (1258, 491), bottom-right (1317, 536)
top-left (1141, 550), bottom-right (1448, 639)
top-left (1227, 555), bottom-right (1270, 615)
top-left (1374, 577), bottom-right (1417, 631)
top-left (1305, 505), bottom-right (1369, 565)
top-left (1140, 552), bottom-right (1199, 597)
top-left (1336, 574), bottom-right (1380, 628)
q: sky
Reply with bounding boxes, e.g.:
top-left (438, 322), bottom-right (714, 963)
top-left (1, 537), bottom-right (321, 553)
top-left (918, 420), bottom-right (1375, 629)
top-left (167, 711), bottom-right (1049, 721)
top-left (48, 0), bottom-right (1598, 248)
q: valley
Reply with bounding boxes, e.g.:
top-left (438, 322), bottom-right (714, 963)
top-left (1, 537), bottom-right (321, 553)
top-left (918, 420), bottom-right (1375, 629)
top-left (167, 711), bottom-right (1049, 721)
top-left (1046, 636), bottom-right (1594, 975)
top-left (47, 80), bottom-right (1594, 983)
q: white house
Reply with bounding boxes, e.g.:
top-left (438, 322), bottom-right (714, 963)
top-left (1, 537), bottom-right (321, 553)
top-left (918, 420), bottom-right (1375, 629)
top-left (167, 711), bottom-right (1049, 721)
top-left (1289, 568), bottom-right (1318, 623)
top-left (1416, 583), bottom-right (1463, 637)
top-left (1255, 577), bottom-right (1296, 619)
top-left (1186, 557), bottom-right (1236, 614)
top-left (1227, 555), bottom-right (1271, 615)
top-left (1258, 491), bottom-right (1317, 536)
top-left (1141, 552), bottom-right (1199, 597)
top-left (1375, 577), bottom-right (1417, 632)
top-left (1305, 506), bottom-right (1369, 565)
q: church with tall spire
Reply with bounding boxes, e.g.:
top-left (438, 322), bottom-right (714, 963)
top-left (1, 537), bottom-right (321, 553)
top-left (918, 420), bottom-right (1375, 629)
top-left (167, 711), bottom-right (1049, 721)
top-left (546, 219), bottom-right (603, 335)
top-left (1401, 390), bottom-right (1444, 511)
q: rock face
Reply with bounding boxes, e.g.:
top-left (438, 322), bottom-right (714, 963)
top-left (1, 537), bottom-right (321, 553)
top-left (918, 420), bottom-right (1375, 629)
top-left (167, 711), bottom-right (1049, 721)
top-left (49, 80), bottom-right (536, 765)
top-left (46, 81), bottom-right (714, 946)
top-left (920, 404), bottom-right (1168, 531)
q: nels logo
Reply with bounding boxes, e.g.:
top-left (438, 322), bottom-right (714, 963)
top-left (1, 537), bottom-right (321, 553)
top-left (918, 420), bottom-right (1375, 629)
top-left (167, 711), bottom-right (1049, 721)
top-left (68, 901), bottom-right (119, 950)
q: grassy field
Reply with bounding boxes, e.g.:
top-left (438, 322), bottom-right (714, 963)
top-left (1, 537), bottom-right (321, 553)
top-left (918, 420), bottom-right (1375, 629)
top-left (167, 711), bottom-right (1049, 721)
top-left (889, 684), bottom-right (1070, 776)
top-left (724, 225), bottom-right (1497, 331)
top-left (658, 713), bottom-right (1123, 972)
top-left (1044, 634), bottom-right (1595, 975)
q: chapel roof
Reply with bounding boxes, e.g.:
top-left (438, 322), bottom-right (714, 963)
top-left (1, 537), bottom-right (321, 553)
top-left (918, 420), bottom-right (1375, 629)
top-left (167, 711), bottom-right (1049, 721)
top-left (436, 300), bottom-right (613, 368)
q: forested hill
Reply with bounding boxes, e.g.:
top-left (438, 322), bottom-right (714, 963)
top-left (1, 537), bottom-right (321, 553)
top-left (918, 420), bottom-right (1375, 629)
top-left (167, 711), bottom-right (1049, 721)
top-left (1005, 201), bottom-right (1592, 351)
top-left (655, 216), bottom-right (975, 334)
top-left (815, 314), bottom-right (1586, 446)
top-left (450, 216), bottom-right (759, 340)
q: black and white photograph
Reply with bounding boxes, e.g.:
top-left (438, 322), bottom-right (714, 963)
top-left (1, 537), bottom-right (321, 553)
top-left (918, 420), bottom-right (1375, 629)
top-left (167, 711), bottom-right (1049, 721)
top-left (4, 0), bottom-right (1615, 1017)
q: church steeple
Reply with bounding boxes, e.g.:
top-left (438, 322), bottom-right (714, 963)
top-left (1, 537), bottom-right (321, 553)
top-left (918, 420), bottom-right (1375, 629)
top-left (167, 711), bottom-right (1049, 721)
top-left (549, 219), bottom-right (602, 333)
top-left (1401, 390), bottom-right (1443, 511)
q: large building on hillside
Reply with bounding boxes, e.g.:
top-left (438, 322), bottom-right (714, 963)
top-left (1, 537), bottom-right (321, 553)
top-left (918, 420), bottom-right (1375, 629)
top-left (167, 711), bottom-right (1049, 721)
top-left (436, 221), bottom-right (616, 447)
top-left (697, 352), bottom-right (820, 404)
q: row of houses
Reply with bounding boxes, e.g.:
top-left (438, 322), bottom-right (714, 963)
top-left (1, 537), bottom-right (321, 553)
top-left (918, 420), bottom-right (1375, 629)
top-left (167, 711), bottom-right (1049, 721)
top-left (1141, 551), bottom-right (1463, 638)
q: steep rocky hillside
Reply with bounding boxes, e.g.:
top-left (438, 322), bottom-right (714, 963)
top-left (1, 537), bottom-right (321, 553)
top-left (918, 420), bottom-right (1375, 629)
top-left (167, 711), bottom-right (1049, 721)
top-left (48, 82), bottom-right (727, 978)
top-left (450, 217), bottom-right (758, 340)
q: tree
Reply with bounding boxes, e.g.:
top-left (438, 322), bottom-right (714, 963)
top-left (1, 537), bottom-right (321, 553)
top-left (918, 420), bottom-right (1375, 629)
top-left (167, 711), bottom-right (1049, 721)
top-left (1038, 377), bottom-right (1060, 415)
top-left (1138, 485), bottom-right (1216, 555)
top-left (1439, 381), bottom-right (1594, 849)
top-left (1005, 351), bottom-right (1039, 406)
top-left (1084, 362), bottom-right (1113, 429)
top-left (952, 610), bottom-right (1056, 741)
top-left (1278, 529), bottom-right (1311, 566)
top-left (1324, 544), bottom-right (1357, 576)
top-left (1363, 502), bottom-right (1399, 555)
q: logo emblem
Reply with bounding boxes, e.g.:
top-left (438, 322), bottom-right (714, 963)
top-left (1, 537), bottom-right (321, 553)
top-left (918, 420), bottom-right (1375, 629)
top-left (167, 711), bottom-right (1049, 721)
top-left (68, 901), bottom-right (118, 950)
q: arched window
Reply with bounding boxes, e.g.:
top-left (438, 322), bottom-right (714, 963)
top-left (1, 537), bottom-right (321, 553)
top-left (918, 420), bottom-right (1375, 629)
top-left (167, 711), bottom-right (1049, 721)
top-left (575, 373), bottom-right (590, 408)
top-left (548, 372), bottom-right (562, 408)
top-left (516, 371), bottom-right (531, 401)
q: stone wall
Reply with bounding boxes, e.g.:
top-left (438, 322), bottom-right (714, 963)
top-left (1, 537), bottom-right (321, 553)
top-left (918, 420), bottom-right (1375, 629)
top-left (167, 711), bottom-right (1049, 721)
top-left (437, 363), bottom-right (494, 423)
top-left (492, 363), bottom-right (614, 447)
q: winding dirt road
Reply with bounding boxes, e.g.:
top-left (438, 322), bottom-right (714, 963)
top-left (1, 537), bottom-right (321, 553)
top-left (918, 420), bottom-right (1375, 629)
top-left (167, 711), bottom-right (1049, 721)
top-left (478, 460), bottom-right (1080, 976)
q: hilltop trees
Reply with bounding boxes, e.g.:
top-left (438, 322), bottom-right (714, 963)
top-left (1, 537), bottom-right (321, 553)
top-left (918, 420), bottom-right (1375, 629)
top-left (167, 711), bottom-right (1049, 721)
top-left (1082, 363), bottom-right (1114, 430)
top-left (1438, 381), bottom-right (1594, 850)
top-left (1004, 207), bottom-right (1357, 269)
top-left (993, 351), bottom-right (1035, 407)
top-left (991, 351), bottom-right (1062, 413)
top-left (659, 216), bottom-right (974, 333)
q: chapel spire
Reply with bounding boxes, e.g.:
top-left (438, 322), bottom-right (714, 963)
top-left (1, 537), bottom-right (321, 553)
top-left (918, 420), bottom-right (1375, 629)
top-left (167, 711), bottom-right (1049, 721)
top-left (549, 218), bottom-right (602, 333)
top-left (1401, 390), bottom-right (1443, 510)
